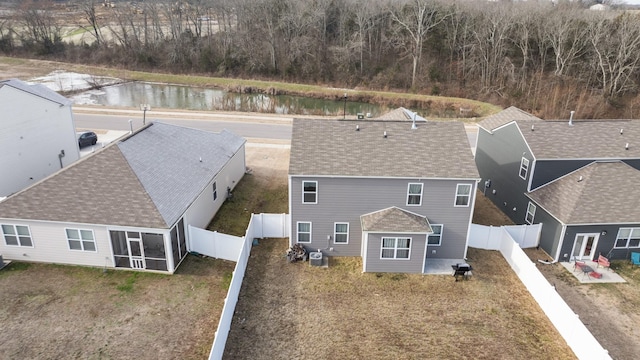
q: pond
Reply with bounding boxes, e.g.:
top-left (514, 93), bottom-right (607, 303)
top-left (73, 82), bottom-right (385, 116)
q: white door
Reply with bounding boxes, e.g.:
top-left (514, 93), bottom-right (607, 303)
top-left (571, 233), bottom-right (599, 261)
top-left (128, 239), bottom-right (145, 269)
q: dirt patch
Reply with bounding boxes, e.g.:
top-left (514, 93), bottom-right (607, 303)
top-left (223, 240), bottom-right (575, 359)
top-left (0, 256), bottom-right (234, 360)
top-left (524, 248), bottom-right (640, 360)
top-left (473, 191), bottom-right (514, 226)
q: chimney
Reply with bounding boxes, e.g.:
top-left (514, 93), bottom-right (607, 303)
top-left (569, 111), bottom-right (575, 126)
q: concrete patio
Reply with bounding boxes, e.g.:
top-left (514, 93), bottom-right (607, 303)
top-left (424, 258), bottom-right (467, 275)
top-left (559, 260), bottom-right (626, 284)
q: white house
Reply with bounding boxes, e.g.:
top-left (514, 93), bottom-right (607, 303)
top-left (0, 122), bottom-right (246, 273)
top-left (0, 78), bottom-right (80, 198)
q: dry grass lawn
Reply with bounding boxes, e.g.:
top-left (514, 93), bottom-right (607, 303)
top-left (224, 240), bottom-right (576, 359)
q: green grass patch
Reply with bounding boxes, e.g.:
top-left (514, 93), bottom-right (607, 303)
top-left (116, 273), bottom-right (138, 293)
top-left (221, 271), bottom-right (233, 290)
top-left (6, 261), bottom-right (31, 271)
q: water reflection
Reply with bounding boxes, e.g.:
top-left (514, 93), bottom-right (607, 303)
top-left (73, 82), bottom-right (383, 116)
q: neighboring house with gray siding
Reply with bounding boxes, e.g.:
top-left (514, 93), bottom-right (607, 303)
top-left (289, 117), bottom-right (480, 273)
top-left (475, 106), bottom-right (640, 261)
top-left (0, 122), bottom-right (245, 273)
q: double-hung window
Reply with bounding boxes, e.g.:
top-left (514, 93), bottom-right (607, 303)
top-left (614, 228), bottom-right (640, 248)
top-left (334, 223), bottom-right (349, 244)
top-left (428, 225), bottom-right (443, 246)
top-left (297, 222), bottom-right (312, 243)
top-left (407, 183), bottom-right (423, 206)
top-left (525, 202), bottom-right (536, 225)
top-left (66, 228), bottom-right (97, 251)
top-left (381, 237), bottom-right (411, 259)
top-left (302, 181), bottom-right (317, 204)
top-left (455, 184), bottom-right (472, 207)
top-left (1, 224), bottom-right (33, 247)
top-left (519, 157), bottom-right (530, 180)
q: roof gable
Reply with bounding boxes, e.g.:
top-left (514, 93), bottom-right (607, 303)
top-left (478, 106), bottom-right (540, 132)
top-left (527, 161), bottom-right (640, 224)
top-left (373, 107), bottom-right (426, 121)
top-left (289, 118), bottom-right (479, 179)
top-left (118, 122), bottom-right (245, 226)
top-left (361, 206), bottom-right (432, 233)
top-left (0, 78), bottom-right (71, 106)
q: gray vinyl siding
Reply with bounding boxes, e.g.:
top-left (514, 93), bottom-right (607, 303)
top-left (560, 223), bottom-right (640, 261)
top-left (531, 204), bottom-right (563, 259)
top-left (364, 233), bottom-right (426, 273)
top-left (289, 176), bottom-right (475, 259)
top-left (530, 160), bottom-right (594, 190)
top-left (475, 125), bottom-right (533, 225)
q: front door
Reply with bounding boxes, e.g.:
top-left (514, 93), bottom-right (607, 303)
top-left (571, 233), bottom-right (599, 261)
top-left (128, 239), bottom-right (145, 269)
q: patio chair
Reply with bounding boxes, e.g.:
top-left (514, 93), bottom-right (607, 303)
top-left (631, 252), bottom-right (640, 266)
top-left (573, 261), bottom-right (586, 272)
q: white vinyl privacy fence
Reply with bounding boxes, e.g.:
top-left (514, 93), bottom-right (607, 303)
top-left (469, 224), bottom-right (611, 360)
top-left (206, 213), bottom-right (289, 360)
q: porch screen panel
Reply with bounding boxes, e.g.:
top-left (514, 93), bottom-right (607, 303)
top-left (142, 232), bottom-right (167, 271)
top-left (178, 219), bottom-right (187, 259)
top-left (110, 231), bottom-right (131, 268)
top-left (171, 226), bottom-right (180, 268)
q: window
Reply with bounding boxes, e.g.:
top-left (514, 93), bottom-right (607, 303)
top-left (213, 181), bottom-right (217, 201)
top-left (614, 228), bottom-right (640, 248)
top-left (1, 224), bottom-right (33, 247)
top-left (381, 237), bottom-right (411, 259)
top-left (302, 181), bottom-right (317, 204)
top-left (455, 184), bottom-right (472, 207)
top-left (66, 228), bottom-right (96, 251)
top-left (428, 225), bottom-right (443, 246)
top-left (334, 223), bottom-right (349, 244)
top-left (407, 183), bottom-right (423, 206)
top-left (297, 222), bottom-right (312, 243)
top-left (519, 157), bottom-right (530, 180)
top-left (525, 202), bottom-right (536, 225)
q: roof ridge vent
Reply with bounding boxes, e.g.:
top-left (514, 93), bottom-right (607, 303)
top-left (569, 110), bottom-right (575, 126)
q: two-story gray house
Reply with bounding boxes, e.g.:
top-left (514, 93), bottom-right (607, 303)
top-left (475, 106), bottom-right (640, 262)
top-left (289, 117), bottom-right (480, 273)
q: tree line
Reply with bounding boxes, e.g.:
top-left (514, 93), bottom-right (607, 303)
top-left (2, 0), bottom-right (640, 118)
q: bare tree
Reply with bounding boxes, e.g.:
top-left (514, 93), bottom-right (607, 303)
top-left (80, 0), bottom-right (104, 46)
top-left (17, 0), bottom-right (64, 54)
top-left (544, 10), bottom-right (589, 77)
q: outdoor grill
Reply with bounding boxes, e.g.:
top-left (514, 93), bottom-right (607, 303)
top-left (451, 263), bottom-right (473, 281)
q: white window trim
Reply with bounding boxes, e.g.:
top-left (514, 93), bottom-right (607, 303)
top-left (65, 228), bottom-right (98, 252)
top-left (614, 227), bottom-right (640, 249)
top-left (406, 183), bottom-right (423, 206)
top-left (427, 224), bottom-right (443, 246)
top-left (380, 237), bottom-right (411, 260)
top-left (1, 224), bottom-right (34, 248)
top-left (519, 157), bottom-right (530, 180)
top-left (454, 184), bottom-right (472, 207)
top-left (302, 181), bottom-right (318, 204)
top-left (334, 222), bottom-right (349, 244)
top-left (296, 221), bottom-right (312, 243)
top-left (525, 202), bottom-right (536, 225)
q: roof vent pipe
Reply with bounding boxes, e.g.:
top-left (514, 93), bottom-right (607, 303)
top-left (531, 124), bottom-right (535, 131)
top-left (626, 143), bottom-right (629, 150)
top-left (411, 114), bottom-right (417, 130)
top-left (569, 111), bottom-right (575, 126)
top-left (621, 128), bottom-right (624, 135)
top-left (356, 124), bottom-right (360, 131)
top-left (383, 131), bottom-right (387, 138)
top-left (578, 176), bottom-right (583, 182)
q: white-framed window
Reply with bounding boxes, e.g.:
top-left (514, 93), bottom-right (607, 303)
top-left (66, 228), bottom-right (97, 251)
top-left (519, 157), bottom-right (530, 180)
top-left (525, 202), bottom-right (536, 225)
top-left (407, 183), bottom-right (423, 206)
top-left (1, 224), bottom-right (33, 247)
top-left (302, 181), bottom-right (317, 204)
top-left (428, 225), bottom-right (443, 246)
top-left (614, 228), bottom-right (640, 248)
top-left (455, 184), bottom-right (472, 207)
top-left (334, 223), bottom-right (349, 244)
top-left (297, 222), bottom-right (312, 243)
top-left (381, 237), bottom-right (411, 259)
top-left (213, 181), bottom-right (217, 201)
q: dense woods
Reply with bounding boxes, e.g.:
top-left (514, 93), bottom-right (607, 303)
top-left (2, 0), bottom-right (640, 118)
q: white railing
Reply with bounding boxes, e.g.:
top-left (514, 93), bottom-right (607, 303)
top-left (470, 224), bottom-right (611, 360)
top-left (207, 213), bottom-right (290, 360)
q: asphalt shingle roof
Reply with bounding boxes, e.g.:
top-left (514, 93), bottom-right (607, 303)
top-left (0, 122), bottom-right (245, 228)
top-left (0, 78), bottom-right (71, 106)
top-left (361, 206), bottom-right (432, 233)
top-left (373, 107), bottom-right (426, 121)
top-left (289, 118), bottom-right (479, 179)
top-left (527, 161), bottom-right (640, 224)
top-left (477, 106), bottom-right (540, 132)
top-left (515, 119), bottom-right (640, 159)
